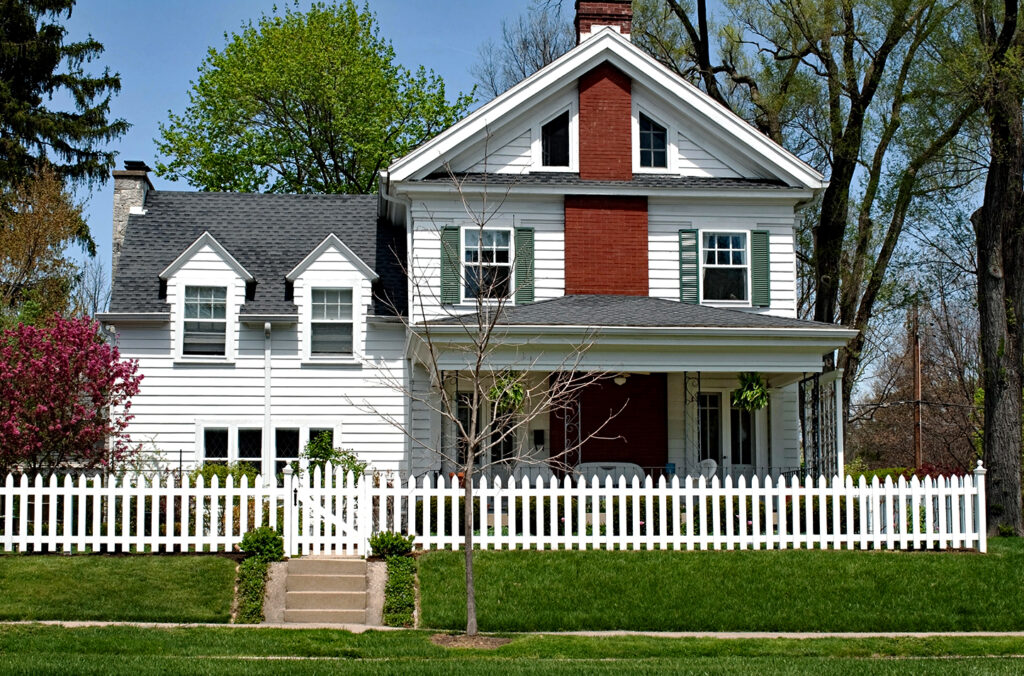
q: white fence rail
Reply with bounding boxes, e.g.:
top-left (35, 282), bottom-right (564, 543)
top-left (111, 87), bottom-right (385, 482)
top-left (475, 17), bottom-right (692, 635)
top-left (0, 462), bottom-right (988, 555)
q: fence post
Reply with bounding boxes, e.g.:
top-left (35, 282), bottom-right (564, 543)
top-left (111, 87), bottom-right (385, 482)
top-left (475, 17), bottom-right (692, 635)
top-left (282, 465), bottom-right (295, 557)
top-left (973, 460), bottom-right (987, 553)
top-left (358, 471), bottom-right (372, 556)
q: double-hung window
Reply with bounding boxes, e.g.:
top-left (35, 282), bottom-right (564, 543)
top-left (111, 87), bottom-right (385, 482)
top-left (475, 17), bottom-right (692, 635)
top-left (702, 233), bottom-right (748, 301)
top-left (184, 286), bottom-right (227, 355)
top-left (311, 288), bottom-right (353, 355)
top-left (464, 229), bottom-right (511, 300)
top-left (639, 113), bottom-right (667, 168)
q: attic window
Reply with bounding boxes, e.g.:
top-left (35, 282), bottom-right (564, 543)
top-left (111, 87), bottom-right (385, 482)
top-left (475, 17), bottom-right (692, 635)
top-left (541, 112), bottom-right (570, 167)
top-left (639, 113), bottom-right (667, 168)
top-left (183, 286), bottom-right (227, 356)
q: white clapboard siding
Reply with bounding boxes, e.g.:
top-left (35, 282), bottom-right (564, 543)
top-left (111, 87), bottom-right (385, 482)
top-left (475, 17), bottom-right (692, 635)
top-left (2, 464), bottom-right (986, 555)
top-left (648, 200), bottom-right (799, 318)
top-left (676, 131), bottom-right (744, 178)
top-left (461, 130), bottom-right (533, 173)
top-left (410, 196), bottom-right (565, 322)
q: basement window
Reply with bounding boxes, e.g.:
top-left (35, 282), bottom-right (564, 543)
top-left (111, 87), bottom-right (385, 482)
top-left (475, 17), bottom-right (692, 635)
top-left (541, 111), bottom-right (570, 167)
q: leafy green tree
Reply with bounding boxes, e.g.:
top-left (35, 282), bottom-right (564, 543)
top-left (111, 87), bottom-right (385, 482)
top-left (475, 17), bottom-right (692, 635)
top-left (156, 1), bottom-right (473, 194)
top-left (0, 0), bottom-right (128, 186)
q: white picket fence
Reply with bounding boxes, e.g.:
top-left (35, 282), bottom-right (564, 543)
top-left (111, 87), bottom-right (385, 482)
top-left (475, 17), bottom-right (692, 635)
top-left (0, 462), bottom-right (988, 555)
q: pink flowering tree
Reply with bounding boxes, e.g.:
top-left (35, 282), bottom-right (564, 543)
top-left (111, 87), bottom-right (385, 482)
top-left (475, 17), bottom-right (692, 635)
top-left (0, 315), bottom-right (143, 477)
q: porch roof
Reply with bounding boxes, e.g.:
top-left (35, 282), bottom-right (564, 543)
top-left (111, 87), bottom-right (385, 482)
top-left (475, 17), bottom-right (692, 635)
top-left (416, 296), bottom-right (857, 374)
top-left (426, 295), bottom-right (849, 332)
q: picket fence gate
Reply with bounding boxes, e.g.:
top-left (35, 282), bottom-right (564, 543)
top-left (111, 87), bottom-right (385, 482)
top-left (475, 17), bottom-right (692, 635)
top-left (0, 461), bottom-right (988, 556)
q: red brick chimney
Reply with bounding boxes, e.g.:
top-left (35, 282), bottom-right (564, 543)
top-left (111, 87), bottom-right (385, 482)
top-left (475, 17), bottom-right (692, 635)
top-left (575, 0), bottom-right (633, 44)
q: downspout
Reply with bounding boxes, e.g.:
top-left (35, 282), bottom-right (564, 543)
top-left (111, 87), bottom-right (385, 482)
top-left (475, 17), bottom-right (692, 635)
top-left (263, 322), bottom-right (272, 487)
top-left (380, 173), bottom-right (414, 475)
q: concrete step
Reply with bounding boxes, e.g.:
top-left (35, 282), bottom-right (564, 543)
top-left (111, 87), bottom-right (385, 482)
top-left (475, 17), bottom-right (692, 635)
top-left (287, 557), bottom-right (366, 576)
top-left (284, 608), bottom-right (366, 624)
top-left (287, 573), bottom-right (366, 592)
top-left (286, 590), bottom-right (366, 611)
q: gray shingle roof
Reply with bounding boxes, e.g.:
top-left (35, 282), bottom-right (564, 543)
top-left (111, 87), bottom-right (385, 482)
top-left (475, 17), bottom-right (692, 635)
top-left (416, 172), bottom-right (794, 190)
top-left (427, 295), bottom-right (844, 330)
top-left (110, 191), bottom-right (406, 316)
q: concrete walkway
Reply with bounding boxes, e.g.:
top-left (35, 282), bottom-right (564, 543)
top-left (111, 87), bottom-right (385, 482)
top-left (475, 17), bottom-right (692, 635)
top-left (3, 621), bottom-right (1024, 639)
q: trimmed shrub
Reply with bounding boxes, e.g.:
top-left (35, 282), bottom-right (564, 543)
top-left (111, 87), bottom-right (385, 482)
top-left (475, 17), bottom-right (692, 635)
top-left (189, 461), bottom-right (260, 486)
top-left (235, 558), bottom-right (268, 624)
top-left (383, 555), bottom-right (416, 627)
top-left (239, 526), bottom-right (284, 563)
top-left (369, 530), bottom-right (415, 558)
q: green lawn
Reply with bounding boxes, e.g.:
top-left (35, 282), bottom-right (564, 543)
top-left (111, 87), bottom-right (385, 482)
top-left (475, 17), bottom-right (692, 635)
top-left (0, 626), bottom-right (1022, 674)
top-left (0, 555), bottom-right (237, 623)
top-left (418, 538), bottom-right (1024, 632)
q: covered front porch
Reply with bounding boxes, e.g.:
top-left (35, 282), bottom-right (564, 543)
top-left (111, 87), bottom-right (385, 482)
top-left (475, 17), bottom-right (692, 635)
top-left (412, 295), bottom-right (857, 482)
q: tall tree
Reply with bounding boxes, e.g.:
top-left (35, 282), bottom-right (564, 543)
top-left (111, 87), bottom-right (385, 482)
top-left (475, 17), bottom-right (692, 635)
top-left (0, 0), bottom-right (128, 186)
top-left (968, 0), bottom-right (1024, 535)
top-left (0, 166), bottom-right (91, 325)
top-left (156, 1), bottom-right (473, 195)
top-left (471, 0), bottom-right (575, 99)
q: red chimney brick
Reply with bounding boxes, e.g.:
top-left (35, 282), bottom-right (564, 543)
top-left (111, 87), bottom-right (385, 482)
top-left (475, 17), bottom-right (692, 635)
top-left (575, 0), bottom-right (633, 43)
top-left (564, 195), bottom-right (648, 295)
top-left (578, 62), bottom-right (632, 181)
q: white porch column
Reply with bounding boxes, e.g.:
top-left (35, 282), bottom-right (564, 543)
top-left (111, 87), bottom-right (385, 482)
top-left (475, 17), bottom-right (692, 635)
top-left (666, 373), bottom-right (685, 474)
top-left (835, 368), bottom-right (845, 476)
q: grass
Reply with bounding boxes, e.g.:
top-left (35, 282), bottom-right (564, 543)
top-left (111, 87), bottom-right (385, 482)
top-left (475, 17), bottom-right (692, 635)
top-left (383, 555), bottom-right (416, 627)
top-left (0, 555), bottom-right (237, 623)
top-left (0, 625), bottom-right (1022, 674)
top-left (418, 538), bottom-right (1024, 632)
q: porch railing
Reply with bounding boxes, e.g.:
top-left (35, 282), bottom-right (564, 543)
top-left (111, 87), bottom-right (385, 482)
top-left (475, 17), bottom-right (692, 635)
top-left (1, 462), bottom-right (988, 555)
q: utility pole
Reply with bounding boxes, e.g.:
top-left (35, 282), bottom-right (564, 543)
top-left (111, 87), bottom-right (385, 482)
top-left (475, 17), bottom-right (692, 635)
top-left (912, 298), bottom-right (922, 470)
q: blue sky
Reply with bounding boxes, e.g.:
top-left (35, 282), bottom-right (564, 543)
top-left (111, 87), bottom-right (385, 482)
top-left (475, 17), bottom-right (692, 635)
top-left (63, 0), bottom-right (541, 270)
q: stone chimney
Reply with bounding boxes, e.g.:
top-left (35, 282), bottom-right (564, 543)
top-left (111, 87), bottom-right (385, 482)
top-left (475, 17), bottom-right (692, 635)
top-left (575, 0), bottom-right (632, 44)
top-left (111, 160), bottom-right (153, 276)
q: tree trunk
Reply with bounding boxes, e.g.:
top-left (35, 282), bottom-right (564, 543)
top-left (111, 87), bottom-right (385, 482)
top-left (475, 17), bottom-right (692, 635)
top-left (463, 464), bottom-right (478, 635)
top-left (975, 81), bottom-right (1024, 534)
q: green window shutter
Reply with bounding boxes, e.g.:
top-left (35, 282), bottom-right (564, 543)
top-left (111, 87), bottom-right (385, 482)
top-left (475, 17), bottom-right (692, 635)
top-left (679, 229), bottom-right (698, 304)
top-left (515, 227), bottom-right (535, 305)
top-left (751, 229), bottom-right (771, 307)
top-left (440, 226), bottom-right (461, 305)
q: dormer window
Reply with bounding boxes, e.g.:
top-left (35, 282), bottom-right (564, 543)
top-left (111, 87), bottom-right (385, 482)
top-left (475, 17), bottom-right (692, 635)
top-left (183, 286), bottom-right (227, 355)
top-left (464, 228), bottom-right (511, 299)
top-left (639, 113), bottom-right (667, 168)
top-left (541, 112), bottom-right (570, 167)
top-left (702, 233), bottom-right (748, 301)
top-left (311, 288), bottom-right (354, 355)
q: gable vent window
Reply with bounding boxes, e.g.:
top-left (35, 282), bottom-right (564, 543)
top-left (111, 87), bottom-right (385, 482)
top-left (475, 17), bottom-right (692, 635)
top-left (311, 288), bottom-right (353, 355)
top-left (184, 286), bottom-right (227, 355)
top-left (464, 228), bottom-right (511, 299)
top-left (702, 233), bottom-right (748, 301)
top-left (541, 111), bottom-right (570, 167)
top-left (639, 113), bottom-right (667, 168)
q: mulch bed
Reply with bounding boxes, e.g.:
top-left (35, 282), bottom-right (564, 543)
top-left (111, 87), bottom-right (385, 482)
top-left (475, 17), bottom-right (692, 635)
top-left (431, 633), bottom-right (512, 650)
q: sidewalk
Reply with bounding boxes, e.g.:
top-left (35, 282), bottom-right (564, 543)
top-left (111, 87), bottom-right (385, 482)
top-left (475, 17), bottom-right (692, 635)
top-left (3, 621), bottom-right (1024, 639)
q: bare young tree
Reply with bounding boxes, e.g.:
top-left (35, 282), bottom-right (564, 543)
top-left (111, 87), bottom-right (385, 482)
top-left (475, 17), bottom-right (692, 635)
top-left (71, 256), bottom-right (110, 318)
top-left (365, 158), bottom-right (621, 636)
top-left (471, 0), bottom-right (575, 99)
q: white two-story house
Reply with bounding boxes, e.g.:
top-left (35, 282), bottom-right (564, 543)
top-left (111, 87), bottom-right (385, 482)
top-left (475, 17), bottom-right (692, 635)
top-left (101, 1), bottom-right (856, 482)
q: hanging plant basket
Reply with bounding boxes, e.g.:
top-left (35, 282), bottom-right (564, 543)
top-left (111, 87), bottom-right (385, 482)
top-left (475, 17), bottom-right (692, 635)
top-left (732, 372), bottom-right (769, 412)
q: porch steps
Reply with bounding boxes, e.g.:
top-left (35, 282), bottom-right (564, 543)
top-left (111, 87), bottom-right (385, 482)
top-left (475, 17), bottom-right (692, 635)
top-left (283, 557), bottom-right (367, 624)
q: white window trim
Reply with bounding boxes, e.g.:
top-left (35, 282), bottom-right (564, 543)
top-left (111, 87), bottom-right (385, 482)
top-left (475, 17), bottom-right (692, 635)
top-left (698, 229), bottom-right (752, 307)
top-left (171, 278), bottom-right (241, 363)
top-left (296, 277), bottom-right (364, 364)
top-left (632, 101), bottom-right (677, 174)
top-left (531, 99), bottom-right (579, 173)
top-left (309, 287), bottom-right (356, 359)
top-left (196, 419), bottom-right (343, 476)
top-left (459, 224), bottom-right (515, 305)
